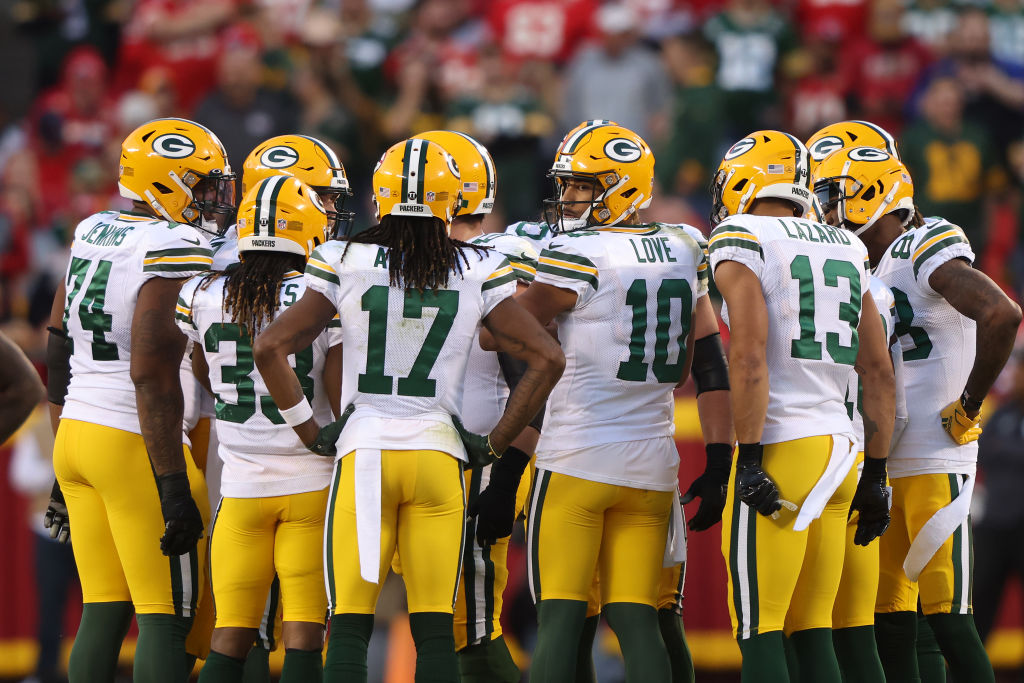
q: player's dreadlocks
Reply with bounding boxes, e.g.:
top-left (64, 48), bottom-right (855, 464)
top-left (343, 215), bottom-right (489, 291)
top-left (200, 252), bottom-right (306, 337)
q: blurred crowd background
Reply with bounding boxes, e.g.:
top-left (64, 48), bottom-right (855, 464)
top-left (4, 0), bottom-right (1024, 680)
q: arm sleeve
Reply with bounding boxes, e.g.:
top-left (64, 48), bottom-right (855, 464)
top-left (912, 221), bottom-right (975, 295)
top-left (707, 222), bottom-right (765, 280)
top-left (534, 241), bottom-right (600, 306)
top-left (141, 228), bottom-right (213, 283)
top-left (480, 257), bottom-right (517, 315)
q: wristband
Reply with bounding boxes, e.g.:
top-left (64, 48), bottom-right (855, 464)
top-left (861, 456), bottom-right (887, 483)
top-left (960, 390), bottom-right (983, 414)
top-left (279, 399), bottom-right (314, 427)
top-left (736, 443), bottom-right (763, 467)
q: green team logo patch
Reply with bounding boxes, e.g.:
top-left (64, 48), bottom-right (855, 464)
top-left (810, 136), bottom-right (844, 162)
top-left (604, 138), bottom-right (642, 163)
top-left (724, 137), bottom-right (755, 160)
top-left (259, 145), bottom-right (300, 169)
top-left (152, 134), bottom-right (196, 159)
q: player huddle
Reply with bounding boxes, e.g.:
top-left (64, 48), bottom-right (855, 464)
top-left (40, 114), bottom-right (1021, 683)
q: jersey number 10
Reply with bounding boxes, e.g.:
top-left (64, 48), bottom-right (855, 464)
top-left (617, 278), bottom-right (693, 384)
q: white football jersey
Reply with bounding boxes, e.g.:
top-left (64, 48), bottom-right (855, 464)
top-left (459, 232), bottom-right (539, 434)
top-left (305, 241), bottom-right (516, 460)
top-left (176, 272), bottom-right (341, 497)
top-left (533, 224), bottom-right (707, 491)
top-left (61, 210), bottom-right (212, 435)
top-left (504, 220), bottom-right (556, 252)
top-left (210, 224), bottom-right (239, 271)
top-left (872, 217), bottom-right (978, 477)
top-left (849, 277), bottom-right (908, 451)
top-left (709, 214), bottom-right (869, 445)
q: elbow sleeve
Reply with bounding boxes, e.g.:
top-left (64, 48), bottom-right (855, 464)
top-left (46, 326), bottom-right (72, 405)
top-left (692, 332), bottom-right (730, 395)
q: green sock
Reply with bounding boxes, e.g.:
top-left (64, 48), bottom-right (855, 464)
top-left (832, 626), bottom-right (885, 683)
top-left (242, 647), bottom-right (271, 683)
top-left (134, 613), bottom-right (194, 683)
top-left (324, 613), bottom-right (374, 683)
top-left (575, 613), bottom-right (599, 683)
top-left (916, 613), bottom-right (946, 683)
top-left (789, 628), bottom-right (841, 683)
top-left (408, 612), bottom-right (459, 683)
top-left (875, 611), bottom-right (920, 683)
top-left (737, 632), bottom-right (790, 683)
top-left (532, 599), bottom-right (588, 683)
top-left (783, 634), bottom-right (800, 683)
top-left (926, 613), bottom-right (994, 683)
top-left (657, 608), bottom-right (694, 683)
top-left (281, 648), bottom-right (323, 683)
top-left (457, 635), bottom-right (519, 683)
top-left (198, 651), bottom-right (246, 683)
top-left (68, 601), bottom-right (134, 683)
top-left (603, 602), bottom-right (671, 683)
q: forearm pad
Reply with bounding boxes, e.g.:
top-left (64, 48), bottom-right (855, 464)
top-left (692, 333), bottom-right (729, 395)
top-left (46, 326), bottom-right (72, 406)
top-left (497, 351), bottom-right (545, 432)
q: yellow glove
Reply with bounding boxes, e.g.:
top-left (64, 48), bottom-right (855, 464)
top-left (940, 398), bottom-right (982, 445)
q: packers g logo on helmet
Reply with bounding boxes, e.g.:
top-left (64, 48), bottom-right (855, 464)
top-left (809, 136), bottom-right (844, 163)
top-left (604, 138), bottom-right (642, 163)
top-left (810, 146), bottom-right (915, 236)
top-left (152, 133), bottom-right (197, 159)
top-left (848, 147), bottom-right (891, 162)
top-left (259, 145), bottom-right (300, 169)
top-left (723, 137), bottom-right (756, 160)
top-left (806, 120), bottom-right (899, 173)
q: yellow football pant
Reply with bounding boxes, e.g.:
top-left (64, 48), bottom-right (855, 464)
top-left (722, 435), bottom-right (857, 639)
top-left (586, 547), bottom-right (685, 617)
top-left (833, 452), bottom-right (880, 630)
top-left (327, 450), bottom-right (465, 614)
top-left (876, 473), bottom-right (973, 615)
top-left (53, 419), bottom-right (210, 615)
top-left (186, 417), bottom-right (214, 659)
top-left (453, 460), bottom-right (533, 651)
top-left (527, 470), bottom-right (673, 607)
top-left (209, 489), bottom-right (329, 628)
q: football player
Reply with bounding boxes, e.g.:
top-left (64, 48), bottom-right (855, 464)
top-left (813, 146), bottom-right (1022, 683)
top-left (511, 122), bottom-right (710, 683)
top-left (46, 118), bottom-right (233, 682)
top-left (179, 175), bottom-right (341, 682)
top-left (806, 120), bottom-right (909, 683)
top-left (709, 130), bottom-right (895, 683)
top-left (254, 137), bottom-right (564, 682)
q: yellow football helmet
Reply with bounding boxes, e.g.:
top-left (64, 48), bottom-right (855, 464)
top-left (236, 175), bottom-right (329, 258)
top-left (806, 120), bottom-right (900, 174)
top-left (372, 138), bottom-right (461, 225)
top-left (810, 146), bottom-right (915, 235)
top-left (711, 130), bottom-right (813, 227)
top-left (118, 117), bottom-right (235, 232)
top-left (545, 121), bottom-right (654, 232)
top-left (242, 134), bottom-right (354, 236)
top-left (416, 130), bottom-right (496, 216)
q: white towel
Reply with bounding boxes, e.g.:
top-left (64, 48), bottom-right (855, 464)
top-left (353, 448), bottom-right (383, 584)
top-left (663, 492), bottom-right (687, 568)
top-left (794, 434), bottom-right (857, 532)
top-left (904, 475), bottom-right (974, 582)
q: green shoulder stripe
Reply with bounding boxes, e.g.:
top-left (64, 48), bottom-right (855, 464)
top-left (327, 317), bottom-right (342, 329)
top-left (306, 264), bottom-right (341, 285)
top-left (913, 235), bottom-right (969, 277)
top-left (540, 249), bottom-right (598, 270)
top-left (143, 262), bottom-right (211, 273)
top-left (482, 271), bottom-right (517, 291)
top-left (708, 238), bottom-right (764, 259)
top-left (145, 246), bottom-right (213, 259)
top-left (710, 224), bottom-right (756, 239)
top-left (920, 221), bottom-right (959, 241)
top-left (536, 261), bottom-right (599, 290)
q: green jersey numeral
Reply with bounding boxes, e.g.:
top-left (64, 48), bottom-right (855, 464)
top-left (64, 257), bottom-right (118, 360)
top-left (891, 286), bottom-right (933, 360)
top-left (890, 234), bottom-right (914, 260)
top-left (358, 285), bottom-right (460, 397)
top-left (616, 278), bottom-right (693, 384)
top-left (789, 255), bottom-right (862, 365)
top-left (204, 322), bottom-right (314, 424)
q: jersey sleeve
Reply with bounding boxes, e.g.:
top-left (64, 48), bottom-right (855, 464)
top-left (492, 234), bottom-right (540, 283)
top-left (304, 244), bottom-right (344, 311)
top-left (707, 219), bottom-right (765, 280)
top-left (535, 240), bottom-right (600, 305)
top-left (326, 313), bottom-right (343, 347)
top-left (141, 227), bottom-right (213, 282)
top-left (680, 225), bottom-right (710, 298)
top-left (480, 256), bottom-right (517, 315)
top-left (911, 221), bottom-right (975, 295)
top-left (174, 276), bottom-right (202, 343)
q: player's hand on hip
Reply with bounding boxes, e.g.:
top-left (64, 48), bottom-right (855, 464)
top-left (156, 472), bottom-right (204, 556)
top-left (940, 397), bottom-right (982, 445)
top-left (308, 403), bottom-right (356, 458)
top-left (467, 446), bottom-right (531, 546)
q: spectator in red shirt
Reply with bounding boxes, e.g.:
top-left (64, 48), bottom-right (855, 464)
top-left (487, 0), bottom-right (597, 65)
top-left (840, 0), bottom-right (932, 136)
top-left (795, 0), bottom-right (867, 48)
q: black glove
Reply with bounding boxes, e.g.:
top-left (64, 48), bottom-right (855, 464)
top-left (468, 446), bottom-right (531, 546)
top-left (735, 443), bottom-right (782, 517)
top-left (43, 479), bottom-right (70, 544)
top-left (156, 472), bottom-right (205, 557)
top-left (452, 416), bottom-right (500, 469)
top-left (681, 443), bottom-right (732, 531)
top-left (850, 456), bottom-right (891, 546)
top-left (308, 404), bottom-right (356, 458)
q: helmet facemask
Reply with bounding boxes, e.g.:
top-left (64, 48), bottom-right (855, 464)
top-left (180, 169), bottom-right (237, 236)
top-left (544, 170), bottom-right (633, 233)
top-left (315, 186), bottom-right (356, 239)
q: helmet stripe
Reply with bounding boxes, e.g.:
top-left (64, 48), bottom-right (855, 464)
top-left (780, 131), bottom-right (809, 186)
top-left (255, 175), bottom-right (286, 237)
top-left (298, 134), bottom-right (346, 184)
top-left (400, 139), bottom-right (415, 204)
top-left (851, 120), bottom-right (898, 158)
top-left (562, 121), bottom-right (613, 155)
top-left (452, 131), bottom-right (495, 202)
top-left (415, 140), bottom-right (428, 204)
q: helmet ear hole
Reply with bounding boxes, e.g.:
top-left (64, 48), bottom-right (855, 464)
top-left (861, 186), bottom-right (876, 201)
top-left (152, 182), bottom-right (174, 195)
top-left (621, 187), bottom-right (637, 199)
top-left (732, 178), bottom-right (748, 192)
